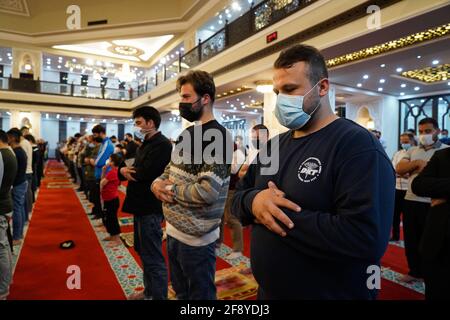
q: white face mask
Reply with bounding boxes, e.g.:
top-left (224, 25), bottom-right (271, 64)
top-left (419, 134), bottom-right (435, 146)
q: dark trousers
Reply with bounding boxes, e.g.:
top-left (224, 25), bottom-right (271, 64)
top-left (403, 200), bottom-right (430, 278)
top-left (424, 252), bottom-right (450, 300)
top-left (392, 189), bottom-right (407, 240)
top-left (167, 235), bottom-right (217, 300)
top-left (91, 180), bottom-right (102, 218)
top-left (104, 198), bottom-right (120, 236)
top-left (85, 179), bottom-right (95, 203)
top-left (76, 166), bottom-right (84, 191)
top-left (134, 214), bottom-right (168, 300)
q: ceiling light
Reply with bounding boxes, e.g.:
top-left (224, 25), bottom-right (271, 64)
top-left (363, 74), bottom-right (369, 79)
top-left (24, 64), bottom-right (32, 70)
top-left (400, 92), bottom-right (405, 96)
top-left (102, 119), bottom-right (106, 123)
top-left (414, 87), bottom-right (420, 91)
top-left (379, 79), bottom-right (385, 83)
top-left (45, 114), bottom-right (49, 119)
top-left (421, 99), bottom-right (425, 103)
top-left (401, 83), bottom-right (406, 88)
top-left (255, 81), bottom-right (273, 93)
top-left (417, 55), bottom-right (421, 59)
top-left (47, 66), bottom-right (51, 69)
top-left (56, 114), bottom-right (60, 119)
top-left (57, 65), bottom-right (61, 69)
top-left (378, 88), bottom-right (383, 92)
top-left (432, 60), bottom-right (439, 65)
top-left (68, 117), bottom-right (72, 120)
top-left (86, 59), bottom-right (94, 65)
top-left (357, 83), bottom-right (362, 87)
top-left (251, 99), bottom-right (255, 103)
top-left (396, 67), bottom-right (403, 72)
top-left (380, 64), bottom-right (386, 68)
top-left (80, 118), bottom-right (84, 121)
top-left (72, 58), bottom-right (77, 62)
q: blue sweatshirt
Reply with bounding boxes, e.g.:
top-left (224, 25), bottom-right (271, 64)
top-left (232, 118), bottom-right (395, 299)
top-left (94, 137), bottom-right (114, 180)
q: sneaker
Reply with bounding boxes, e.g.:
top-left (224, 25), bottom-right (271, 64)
top-left (226, 252), bottom-right (243, 260)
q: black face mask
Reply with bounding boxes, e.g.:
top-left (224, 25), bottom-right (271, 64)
top-left (179, 98), bottom-right (203, 122)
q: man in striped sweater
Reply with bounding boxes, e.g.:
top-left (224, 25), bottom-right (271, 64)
top-left (152, 70), bottom-right (232, 300)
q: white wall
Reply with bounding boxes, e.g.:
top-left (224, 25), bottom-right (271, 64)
top-left (346, 96), bottom-right (399, 159)
top-left (67, 121), bottom-right (80, 138)
top-left (160, 113), bottom-right (182, 140)
top-left (1, 116), bottom-right (10, 130)
top-left (41, 118), bottom-right (59, 158)
top-left (106, 123), bottom-right (118, 138)
top-left (125, 124), bottom-right (134, 136)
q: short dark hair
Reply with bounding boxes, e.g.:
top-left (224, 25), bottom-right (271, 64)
top-left (274, 44), bottom-right (328, 86)
top-left (110, 135), bottom-right (117, 140)
top-left (92, 124), bottom-right (106, 134)
top-left (125, 133), bottom-right (133, 138)
top-left (94, 136), bottom-right (103, 143)
top-left (24, 134), bottom-right (36, 144)
top-left (0, 130), bottom-right (8, 143)
top-left (7, 128), bottom-right (22, 143)
top-left (442, 129), bottom-right (448, 134)
top-left (400, 132), bottom-right (416, 143)
top-left (20, 126), bottom-right (29, 132)
top-left (252, 124), bottom-right (269, 132)
top-left (109, 153), bottom-right (122, 166)
top-left (74, 133), bottom-right (81, 138)
top-left (132, 106), bottom-right (161, 129)
top-left (407, 128), bottom-right (416, 135)
top-left (418, 117), bottom-right (439, 129)
top-left (176, 70), bottom-right (216, 103)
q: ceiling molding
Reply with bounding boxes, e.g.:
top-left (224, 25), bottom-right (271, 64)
top-left (0, 0), bottom-right (219, 45)
top-left (0, 0), bottom-right (29, 17)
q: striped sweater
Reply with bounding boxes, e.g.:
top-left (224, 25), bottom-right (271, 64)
top-left (158, 120), bottom-right (232, 239)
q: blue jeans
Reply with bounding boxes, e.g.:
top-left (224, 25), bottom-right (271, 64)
top-left (12, 181), bottom-right (28, 241)
top-left (134, 214), bottom-right (168, 300)
top-left (0, 215), bottom-right (12, 298)
top-left (167, 235), bottom-right (217, 300)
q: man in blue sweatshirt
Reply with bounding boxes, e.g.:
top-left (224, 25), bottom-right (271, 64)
top-left (231, 44), bottom-right (395, 299)
top-left (91, 124), bottom-right (114, 220)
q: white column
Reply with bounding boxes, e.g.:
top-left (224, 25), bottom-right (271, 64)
top-left (381, 96), bottom-right (400, 159)
top-left (263, 91), bottom-right (288, 137)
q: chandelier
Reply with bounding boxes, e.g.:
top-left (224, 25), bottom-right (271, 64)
top-left (115, 63), bottom-right (136, 83)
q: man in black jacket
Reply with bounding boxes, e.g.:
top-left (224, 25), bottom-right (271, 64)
top-left (232, 45), bottom-right (394, 299)
top-left (412, 148), bottom-right (450, 300)
top-left (119, 106), bottom-right (172, 300)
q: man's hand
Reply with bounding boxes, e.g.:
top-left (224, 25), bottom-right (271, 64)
top-left (431, 198), bottom-right (447, 207)
top-left (151, 179), bottom-right (175, 203)
top-left (251, 181), bottom-right (301, 237)
top-left (120, 167), bottom-right (137, 182)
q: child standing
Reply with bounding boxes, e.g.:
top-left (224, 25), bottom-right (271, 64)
top-left (100, 153), bottom-right (122, 246)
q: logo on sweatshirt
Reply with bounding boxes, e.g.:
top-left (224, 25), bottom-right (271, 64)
top-left (298, 157), bottom-right (322, 183)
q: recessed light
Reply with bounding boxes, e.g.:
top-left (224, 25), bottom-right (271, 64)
top-left (448, 82), bottom-right (450, 86)
top-left (226, 101), bottom-right (230, 104)
top-left (378, 88), bottom-right (383, 92)
top-left (420, 99), bottom-right (425, 103)
top-left (414, 87), bottom-right (420, 91)
top-left (432, 60), bottom-right (439, 65)
top-left (380, 64), bottom-right (386, 68)
top-left (251, 99), bottom-right (255, 103)
top-left (379, 79), bottom-right (385, 84)
top-left (357, 83), bottom-right (362, 87)
top-left (417, 55), bottom-right (421, 59)
top-left (400, 83), bottom-right (406, 88)
top-left (396, 67), bottom-right (403, 72)
top-left (363, 74), bottom-right (369, 79)
top-left (236, 98), bottom-right (240, 101)
top-left (439, 97), bottom-right (443, 101)
top-left (57, 65), bottom-right (61, 69)
top-left (400, 92), bottom-right (405, 96)
top-left (411, 103), bottom-right (415, 106)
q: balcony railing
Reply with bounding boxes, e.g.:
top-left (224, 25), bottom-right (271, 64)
top-left (0, 0), bottom-right (317, 102)
top-left (149, 0), bottom-right (317, 91)
top-left (0, 76), bottom-right (139, 101)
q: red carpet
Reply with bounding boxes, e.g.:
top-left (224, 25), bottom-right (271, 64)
top-left (8, 161), bottom-right (125, 300)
